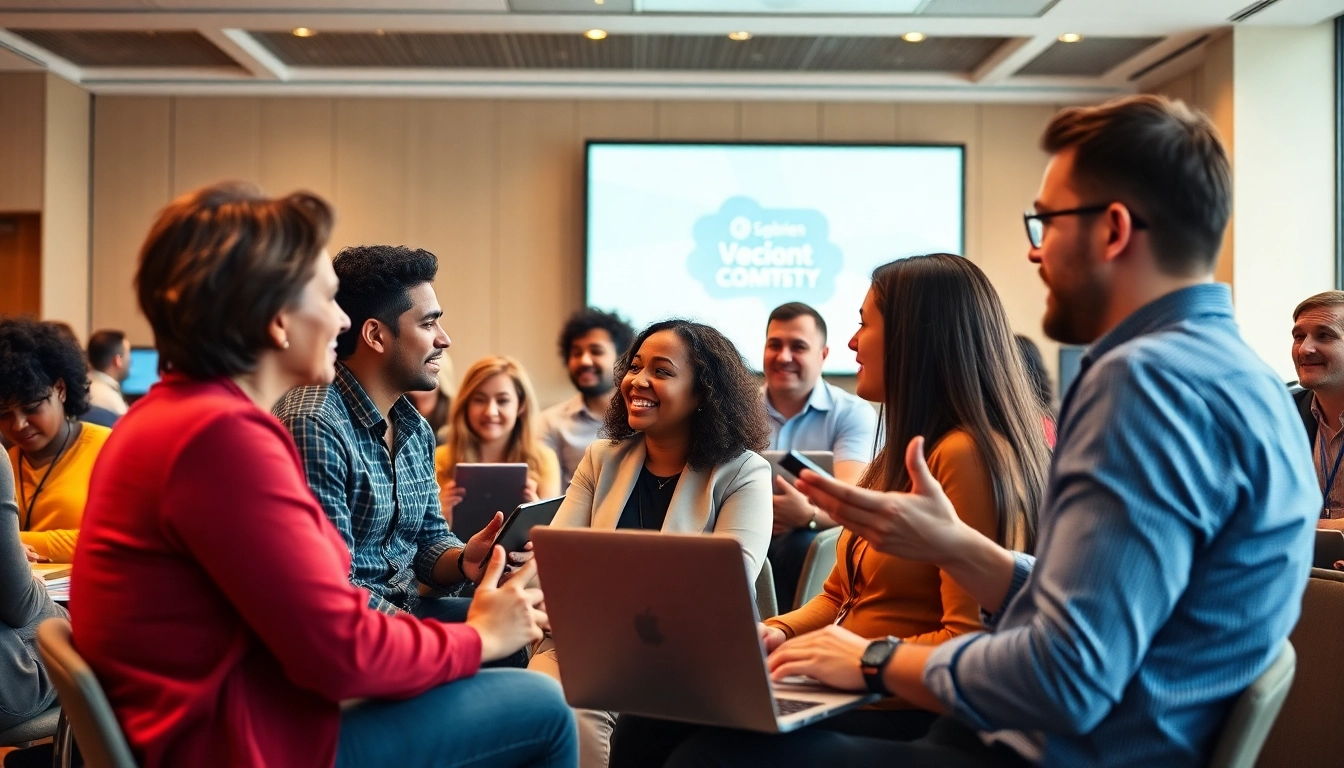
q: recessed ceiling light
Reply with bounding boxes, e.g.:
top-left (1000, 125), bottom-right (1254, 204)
top-left (585, 29), bottom-right (608, 40)
top-left (375, 29), bottom-right (386, 36)
top-left (292, 27), bottom-right (316, 38)
top-left (1058, 33), bottom-right (1083, 43)
top-left (595, 0), bottom-right (605, 4)
top-left (902, 32), bottom-right (926, 43)
top-left (728, 31), bottom-right (752, 41)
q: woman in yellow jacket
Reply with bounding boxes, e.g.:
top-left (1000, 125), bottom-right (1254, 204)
top-left (0, 319), bottom-right (112, 563)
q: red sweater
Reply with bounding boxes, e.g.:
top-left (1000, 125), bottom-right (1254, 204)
top-left (70, 375), bottom-right (482, 768)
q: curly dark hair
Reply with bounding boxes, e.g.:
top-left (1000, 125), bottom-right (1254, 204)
top-left (0, 317), bottom-right (92, 417)
top-left (558, 308), bottom-right (634, 361)
top-left (333, 245), bottom-right (439, 359)
top-left (600, 319), bottom-right (768, 472)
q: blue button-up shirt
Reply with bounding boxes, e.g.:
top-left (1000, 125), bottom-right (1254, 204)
top-left (765, 380), bottom-right (879, 464)
top-left (925, 284), bottom-right (1317, 767)
top-left (274, 364), bottom-right (461, 615)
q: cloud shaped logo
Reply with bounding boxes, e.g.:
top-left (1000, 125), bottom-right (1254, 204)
top-left (688, 197), bottom-right (842, 305)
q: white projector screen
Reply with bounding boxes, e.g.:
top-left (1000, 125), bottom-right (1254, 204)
top-left (585, 142), bottom-right (965, 375)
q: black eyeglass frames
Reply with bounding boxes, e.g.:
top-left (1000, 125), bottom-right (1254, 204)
top-left (1023, 204), bottom-right (1149, 249)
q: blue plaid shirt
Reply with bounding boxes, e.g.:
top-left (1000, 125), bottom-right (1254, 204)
top-left (274, 364), bottom-right (462, 614)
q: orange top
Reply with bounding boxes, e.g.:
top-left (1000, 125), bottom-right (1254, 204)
top-left (765, 429), bottom-right (1004, 708)
top-left (10, 422), bottom-right (111, 563)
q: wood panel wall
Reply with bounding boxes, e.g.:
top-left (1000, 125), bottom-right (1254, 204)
top-left (90, 96), bottom-right (1061, 408)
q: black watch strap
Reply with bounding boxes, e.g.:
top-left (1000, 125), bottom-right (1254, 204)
top-left (860, 636), bottom-right (901, 696)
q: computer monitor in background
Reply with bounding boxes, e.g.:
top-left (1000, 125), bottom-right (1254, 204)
top-left (122, 347), bottom-right (160, 399)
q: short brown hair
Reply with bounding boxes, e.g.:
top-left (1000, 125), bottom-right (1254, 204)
top-left (136, 181), bottom-right (333, 379)
top-left (1294, 291), bottom-right (1344, 321)
top-left (1042, 94), bottom-right (1231, 276)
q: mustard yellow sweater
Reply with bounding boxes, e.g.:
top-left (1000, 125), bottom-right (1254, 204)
top-left (11, 422), bottom-right (111, 563)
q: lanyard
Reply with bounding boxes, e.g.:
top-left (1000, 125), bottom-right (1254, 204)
top-left (1320, 428), bottom-right (1344, 518)
top-left (17, 420), bottom-right (74, 531)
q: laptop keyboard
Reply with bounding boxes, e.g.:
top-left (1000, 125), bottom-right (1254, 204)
top-left (776, 698), bottom-right (822, 717)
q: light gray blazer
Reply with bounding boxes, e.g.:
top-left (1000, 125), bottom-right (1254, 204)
top-left (553, 435), bottom-right (773, 582)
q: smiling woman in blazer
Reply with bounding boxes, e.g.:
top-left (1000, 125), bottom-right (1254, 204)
top-left (531, 318), bottom-right (773, 768)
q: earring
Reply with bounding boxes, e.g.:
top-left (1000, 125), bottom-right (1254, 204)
top-left (282, 339), bottom-right (290, 350)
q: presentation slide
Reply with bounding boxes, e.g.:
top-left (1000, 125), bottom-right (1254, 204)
top-left (585, 142), bottom-right (964, 374)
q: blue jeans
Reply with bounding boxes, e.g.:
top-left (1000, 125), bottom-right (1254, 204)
top-left (336, 669), bottom-right (578, 768)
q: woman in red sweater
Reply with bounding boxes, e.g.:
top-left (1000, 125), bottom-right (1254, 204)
top-left (70, 182), bottom-right (576, 768)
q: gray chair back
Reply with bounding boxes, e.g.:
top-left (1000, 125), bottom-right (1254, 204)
top-left (754, 558), bottom-right (778, 619)
top-left (1205, 641), bottom-right (1294, 768)
top-left (794, 526), bottom-right (842, 610)
top-left (37, 618), bottom-right (139, 768)
top-left (1256, 569), bottom-right (1344, 767)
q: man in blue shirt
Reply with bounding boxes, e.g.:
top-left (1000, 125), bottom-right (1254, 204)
top-left (671, 96), bottom-right (1318, 768)
top-left (275, 245), bottom-right (504, 621)
top-left (762, 302), bottom-right (878, 608)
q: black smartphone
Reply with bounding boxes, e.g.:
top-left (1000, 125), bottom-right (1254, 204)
top-left (482, 496), bottom-right (565, 566)
top-left (779, 450), bottom-right (834, 481)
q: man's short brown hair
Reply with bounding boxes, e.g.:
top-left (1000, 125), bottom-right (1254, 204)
top-left (1042, 94), bottom-right (1231, 277)
top-left (1294, 291), bottom-right (1344, 322)
top-left (136, 181), bottom-right (333, 379)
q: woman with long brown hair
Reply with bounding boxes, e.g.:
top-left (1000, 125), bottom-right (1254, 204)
top-left (609, 253), bottom-right (1051, 766)
top-left (436, 356), bottom-right (561, 524)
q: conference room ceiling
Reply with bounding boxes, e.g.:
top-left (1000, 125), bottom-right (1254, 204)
top-left (0, 0), bottom-right (1335, 102)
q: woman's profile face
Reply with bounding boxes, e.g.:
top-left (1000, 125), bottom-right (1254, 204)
top-left (279, 253), bottom-right (349, 387)
top-left (620, 330), bottom-right (699, 438)
top-left (0, 382), bottom-right (68, 456)
top-left (850, 287), bottom-right (886, 403)
top-left (466, 372), bottom-right (520, 445)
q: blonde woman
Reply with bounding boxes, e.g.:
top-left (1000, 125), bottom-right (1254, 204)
top-left (436, 356), bottom-right (561, 525)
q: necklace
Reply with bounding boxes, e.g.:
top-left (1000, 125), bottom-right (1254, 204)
top-left (18, 419), bottom-right (74, 531)
top-left (654, 474), bottom-right (676, 490)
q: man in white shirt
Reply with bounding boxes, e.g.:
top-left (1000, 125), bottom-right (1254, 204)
top-left (763, 302), bottom-right (879, 608)
top-left (86, 329), bottom-right (130, 417)
top-left (540, 308), bottom-right (634, 490)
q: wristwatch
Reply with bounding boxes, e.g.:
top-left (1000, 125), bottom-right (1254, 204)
top-left (807, 505), bottom-right (819, 531)
top-left (860, 636), bottom-right (902, 695)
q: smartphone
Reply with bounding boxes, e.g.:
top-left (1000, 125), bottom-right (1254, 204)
top-left (483, 496), bottom-right (565, 566)
top-left (779, 450), bottom-right (834, 482)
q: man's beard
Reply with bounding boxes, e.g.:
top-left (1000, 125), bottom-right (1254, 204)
top-left (571, 366), bottom-right (612, 398)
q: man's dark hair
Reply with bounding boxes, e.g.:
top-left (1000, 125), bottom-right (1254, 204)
top-left (1041, 94), bottom-right (1231, 277)
top-left (767, 302), bottom-right (828, 344)
top-left (601, 319), bottom-right (769, 472)
top-left (0, 317), bottom-right (92, 417)
top-left (558, 308), bottom-right (634, 361)
top-left (88, 329), bottom-right (127, 372)
top-left (332, 245), bottom-right (439, 359)
top-left (137, 181), bottom-right (334, 379)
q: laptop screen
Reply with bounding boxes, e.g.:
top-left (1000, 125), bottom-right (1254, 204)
top-left (122, 347), bottom-right (160, 396)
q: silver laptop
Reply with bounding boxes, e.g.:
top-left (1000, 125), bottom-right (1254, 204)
top-left (761, 450), bottom-right (834, 484)
top-left (532, 528), bottom-right (878, 733)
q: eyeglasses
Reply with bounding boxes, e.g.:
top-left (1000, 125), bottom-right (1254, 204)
top-left (1023, 204), bottom-right (1148, 248)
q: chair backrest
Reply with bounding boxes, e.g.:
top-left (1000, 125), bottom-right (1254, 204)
top-left (1256, 571), bottom-right (1344, 767)
top-left (794, 526), bottom-right (843, 610)
top-left (754, 558), bottom-right (778, 620)
top-left (1205, 641), bottom-right (1295, 768)
top-left (36, 619), bottom-right (139, 768)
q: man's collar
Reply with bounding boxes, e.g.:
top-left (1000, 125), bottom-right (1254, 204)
top-left (1082, 283), bottom-right (1232, 370)
top-left (763, 379), bottom-right (832, 420)
top-left (333, 363), bottom-right (385, 429)
top-left (567, 392), bottom-right (606, 421)
top-left (90, 370), bottom-right (121, 393)
top-left (1310, 392), bottom-right (1344, 434)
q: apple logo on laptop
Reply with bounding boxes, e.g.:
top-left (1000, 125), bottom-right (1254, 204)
top-left (635, 609), bottom-right (664, 646)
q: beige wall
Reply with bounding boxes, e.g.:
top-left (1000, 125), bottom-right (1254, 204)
top-left (42, 73), bottom-right (90, 335)
top-left (0, 73), bottom-right (44, 214)
top-left (89, 96), bottom-right (1060, 408)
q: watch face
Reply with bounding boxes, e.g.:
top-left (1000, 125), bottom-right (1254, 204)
top-left (862, 639), bottom-right (896, 668)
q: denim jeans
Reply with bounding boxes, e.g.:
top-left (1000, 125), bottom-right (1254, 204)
top-left (336, 669), bottom-right (578, 768)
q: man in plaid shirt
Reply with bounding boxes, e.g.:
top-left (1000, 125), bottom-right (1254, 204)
top-left (275, 244), bottom-right (503, 620)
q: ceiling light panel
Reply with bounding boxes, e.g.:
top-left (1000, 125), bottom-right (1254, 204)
top-left (640, 0), bottom-right (923, 14)
top-left (508, 0), bottom-right (634, 11)
top-left (920, 0), bottom-right (1059, 17)
top-left (8, 29), bottom-right (240, 68)
top-left (1016, 36), bottom-right (1163, 77)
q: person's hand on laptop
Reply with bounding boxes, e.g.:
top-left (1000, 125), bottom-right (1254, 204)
top-left (772, 476), bottom-right (816, 536)
top-left (795, 436), bottom-right (970, 563)
top-left (758, 623), bottom-right (787, 653)
top-left (466, 547), bottom-right (548, 662)
top-left (766, 625), bottom-right (868, 691)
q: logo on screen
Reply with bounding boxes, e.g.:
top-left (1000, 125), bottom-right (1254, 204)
top-left (688, 197), bottom-right (842, 305)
